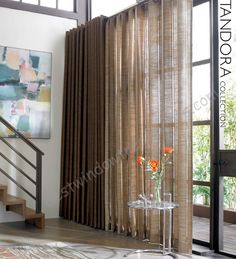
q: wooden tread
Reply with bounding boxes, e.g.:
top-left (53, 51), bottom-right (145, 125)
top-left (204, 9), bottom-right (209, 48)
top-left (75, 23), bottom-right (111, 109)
top-left (0, 184), bottom-right (7, 190)
top-left (0, 185), bottom-right (7, 203)
top-left (5, 194), bottom-right (26, 206)
top-left (25, 207), bottom-right (45, 228)
top-left (25, 207), bottom-right (44, 219)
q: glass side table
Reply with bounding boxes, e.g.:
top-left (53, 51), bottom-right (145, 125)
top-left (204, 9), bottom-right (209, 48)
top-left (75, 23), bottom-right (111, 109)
top-left (124, 194), bottom-right (178, 258)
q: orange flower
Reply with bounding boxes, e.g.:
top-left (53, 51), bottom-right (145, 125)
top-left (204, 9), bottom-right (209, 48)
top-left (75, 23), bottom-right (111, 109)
top-left (149, 160), bottom-right (159, 172)
top-left (137, 155), bottom-right (145, 166)
top-left (164, 147), bottom-right (174, 154)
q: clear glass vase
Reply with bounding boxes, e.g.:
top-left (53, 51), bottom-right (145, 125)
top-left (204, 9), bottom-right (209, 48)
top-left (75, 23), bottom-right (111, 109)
top-left (154, 178), bottom-right (162, 203)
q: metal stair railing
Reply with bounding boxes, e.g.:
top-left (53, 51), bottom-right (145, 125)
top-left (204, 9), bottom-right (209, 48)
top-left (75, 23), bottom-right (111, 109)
top-left (0, 115), bottom-right (44, 213)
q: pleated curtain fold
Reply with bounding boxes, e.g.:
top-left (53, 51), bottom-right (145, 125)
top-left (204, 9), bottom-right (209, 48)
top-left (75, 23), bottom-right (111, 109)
top-left (60, 0), bottom-right (192, 254)
top-left (105, 0), bottom-right (192, 253)
top-left (60, 17), bottom-right (107, 229)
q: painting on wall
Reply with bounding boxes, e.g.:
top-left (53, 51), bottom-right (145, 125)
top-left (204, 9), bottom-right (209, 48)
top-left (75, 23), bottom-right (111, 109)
top-left (0, 46), bottom-right (51, 138)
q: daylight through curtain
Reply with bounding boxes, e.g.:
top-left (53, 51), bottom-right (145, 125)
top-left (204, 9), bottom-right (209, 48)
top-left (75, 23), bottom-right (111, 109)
top-left (105, 0), bottom-right (192, 253)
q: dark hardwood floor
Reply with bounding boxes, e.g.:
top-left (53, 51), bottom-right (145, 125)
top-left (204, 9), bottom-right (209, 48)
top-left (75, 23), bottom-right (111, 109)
top-left (0, 218), bottom-right (153, 250)
top-left (0, 218), bottom-right (234, 258)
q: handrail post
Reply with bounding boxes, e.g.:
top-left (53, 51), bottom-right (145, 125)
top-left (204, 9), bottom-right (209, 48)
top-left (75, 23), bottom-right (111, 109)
top-left (36, 152), bottom-right (42, 213)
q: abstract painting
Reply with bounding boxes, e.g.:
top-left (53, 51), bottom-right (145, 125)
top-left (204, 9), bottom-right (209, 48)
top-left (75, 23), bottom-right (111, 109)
top-left (0, 46), bottom-right (51, 138)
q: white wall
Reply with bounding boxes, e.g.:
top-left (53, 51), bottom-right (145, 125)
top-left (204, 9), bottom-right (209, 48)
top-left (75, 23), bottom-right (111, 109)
top-left (0, 204), bottom-right (24, 222)
top-left (0, 7), bottom-right (77, 221)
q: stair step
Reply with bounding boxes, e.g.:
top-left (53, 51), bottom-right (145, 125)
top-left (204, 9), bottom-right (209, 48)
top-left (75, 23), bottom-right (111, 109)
top-left (0, 184), bottom-right (7, 190)
top-left (0, 185), bottom-right (7, 203)
top-left (25, 207), bottom-right (45, 228)
top-left (5, 194), bottom-right (26, 206)
top-left (0, 183), bottom-right (44, 228)
top-left (25, 207), bottom-right (44, 219)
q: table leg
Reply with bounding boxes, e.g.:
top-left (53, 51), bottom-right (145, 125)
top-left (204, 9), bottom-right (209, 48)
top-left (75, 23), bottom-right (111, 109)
top-left (168, 208), bottom-right (172, 253)
top-left (163, 207), bottom-right (166, 254)
top-left (124, 209), bottom-right (177, 258)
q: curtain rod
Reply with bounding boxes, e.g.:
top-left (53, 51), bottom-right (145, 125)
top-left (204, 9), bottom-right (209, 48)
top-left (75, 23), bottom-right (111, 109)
top-left (108, 0), bottom-right (159, 19)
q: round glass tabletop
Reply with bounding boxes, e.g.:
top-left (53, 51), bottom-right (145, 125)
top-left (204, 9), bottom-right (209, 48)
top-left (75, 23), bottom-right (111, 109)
top-left (128, 200), bottom-right (179, 210)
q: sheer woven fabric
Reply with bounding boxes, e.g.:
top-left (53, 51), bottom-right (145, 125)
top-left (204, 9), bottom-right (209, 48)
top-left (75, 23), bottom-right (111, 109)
top-left (105, 0), bottom-right (192, 253)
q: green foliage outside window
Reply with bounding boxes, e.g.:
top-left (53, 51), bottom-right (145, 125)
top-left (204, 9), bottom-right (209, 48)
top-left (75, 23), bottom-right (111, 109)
top-left (223, 84), bottom-right (236, 210)
top-left (193, 125), bottom-right (210, 205)
top-left (193, 85), bottom-right (236, 211)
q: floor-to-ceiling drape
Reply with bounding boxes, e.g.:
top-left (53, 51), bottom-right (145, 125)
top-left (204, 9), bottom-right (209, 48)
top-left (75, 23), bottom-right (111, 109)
top-left (60, 0), bottom-right (192, 254)
top-left (60, 17), bottom-right (107, 229)
top-left (105, 0), bottom-right (192, 253)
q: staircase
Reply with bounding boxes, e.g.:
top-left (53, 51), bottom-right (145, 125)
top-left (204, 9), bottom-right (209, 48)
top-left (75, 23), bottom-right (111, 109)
top-left (0, 116), bottom-right (44, 228)
top-left (0, 184), bottom-right (45, 228)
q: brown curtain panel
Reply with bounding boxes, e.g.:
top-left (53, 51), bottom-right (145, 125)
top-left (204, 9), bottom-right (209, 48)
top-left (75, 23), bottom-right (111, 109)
top-left (60, 16), bottom-right (107, 229)
top-left (105, 0), bottom-right (192, 254)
